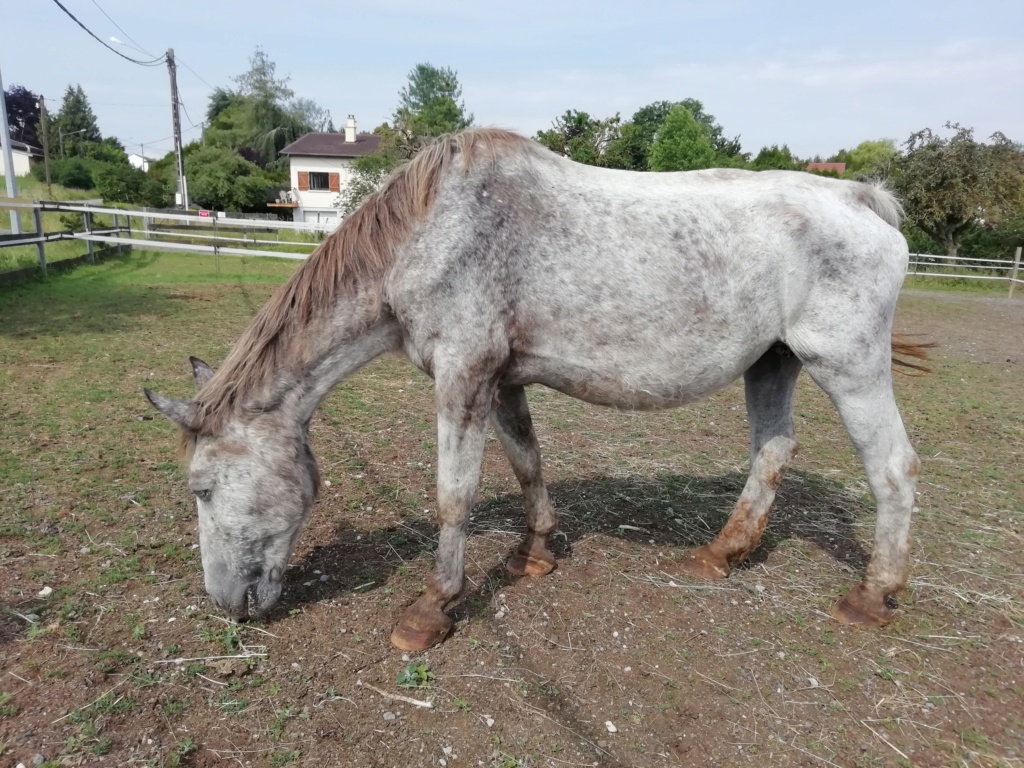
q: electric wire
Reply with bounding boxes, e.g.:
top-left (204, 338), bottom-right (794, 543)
top-left (48, 0), bottom-right (166, 66)
top-left (87, 0), bottom-right (157, 58)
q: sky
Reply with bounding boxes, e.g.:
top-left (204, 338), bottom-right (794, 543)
top-left (3, 0), bottom-right (1022, 162)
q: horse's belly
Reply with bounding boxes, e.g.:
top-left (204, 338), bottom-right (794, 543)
top-left (506, 353), bottom-right (743, 410)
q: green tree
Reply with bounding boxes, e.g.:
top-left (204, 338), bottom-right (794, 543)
top-left (232, 47), bottom-right (294, 104)
top-left (830, 139), bottom-right (898, 179)
top-left (205, 48), bottom-right (327, 171)
top-left (395, 63), bottom-right (472, 136)
top-left (891, 123), bottom-right (1024, 256)
top-left (185, 145), bottom-right (274, 211)
top-left (751, 144), bottom-right (801, 171)
top-left (4, 84), bottom-right (41, 147)
top-left (535, 110), bottom-right (622, 166)
top-left (53, 84), bottom-right (101, 157)
top-left (336, 150), bottom-right (400, 215)
top-left (602, 99), bottom-right (743, 171)
top-left (648, 106), bottom-right (717, 172)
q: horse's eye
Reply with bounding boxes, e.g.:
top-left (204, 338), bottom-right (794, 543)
top-left (195, 489), bottom-right (212, 503)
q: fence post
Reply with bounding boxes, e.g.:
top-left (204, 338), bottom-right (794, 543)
top-left (84, 210), bottom-right (94, 263)
top-left (142, 208), bottom-right (151, 240)
top-left (33, 205), bottom-right (46, 273)
top-left (1010, 246), bottom-right (1022, 299)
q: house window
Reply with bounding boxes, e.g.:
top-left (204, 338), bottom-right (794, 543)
top-left (308, 172), bottom-right (330, 190)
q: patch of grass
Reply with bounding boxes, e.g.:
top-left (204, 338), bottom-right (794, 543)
top-left (197, 624), bottom-right (241, 653)
top-left (0, 693), bottom-right (19, 717)
top-left (159, 698), bottom-right (190, 717)
top-left (269, 750), bottom-right (301, 767)
top-left (166, 737), bottom-right (197, 767)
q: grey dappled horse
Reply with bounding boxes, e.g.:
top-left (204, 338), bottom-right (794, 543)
top-left (146, 129), bottom-right (929, 652)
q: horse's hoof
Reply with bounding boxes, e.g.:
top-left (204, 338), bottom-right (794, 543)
top-left (390, 605), bottom-right (453, 652)
top-left (506, 550), bottom-right (556, 577)
top-left (505, 536), bottom-right (557, 577)
top-left (831, 583), bottom-right (896, 628)
top-left (674, 545), bottom-right (730, 581)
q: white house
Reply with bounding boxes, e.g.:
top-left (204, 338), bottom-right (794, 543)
top-left (278, 116), bottom-right (381, 226)
top-left (127, 152), bottom-right (154, 172)
top-left (0, 138), bottom-right (41, 178)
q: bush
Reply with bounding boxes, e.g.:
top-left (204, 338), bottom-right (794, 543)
top-left (52, 158), bottom-right (94, 190)
top-left (93, 163), bottom-right (145, 204)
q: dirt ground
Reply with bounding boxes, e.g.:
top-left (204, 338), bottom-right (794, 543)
top-left (1, 273), bottom-right (1022, 768)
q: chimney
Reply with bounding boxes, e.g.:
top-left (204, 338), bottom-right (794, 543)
top-left (345, 115), bottom-right (356, 143)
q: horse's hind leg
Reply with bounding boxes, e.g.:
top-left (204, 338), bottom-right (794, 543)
top-left (804, 351), bottom-right (920, 627)
top-left (677, 345), bottom-right (801, 580)
top-left (490, 385), bottom-right (558, 577)
top-left (391, 365), bottom-right (494, 652)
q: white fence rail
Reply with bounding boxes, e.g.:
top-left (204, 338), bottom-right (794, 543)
top-left (909, 249), bottom-right (1022, 298)
top-left (0, 199), bottom-right (324, 275)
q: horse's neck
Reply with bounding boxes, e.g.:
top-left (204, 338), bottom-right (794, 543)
top-left (288, 313), bottom-right (402, 424)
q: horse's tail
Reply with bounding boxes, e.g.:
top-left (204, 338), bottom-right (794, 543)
top-left (892, 335), bottom-right (936, 375)
top-left (853, 182), bottom-right (904, 230)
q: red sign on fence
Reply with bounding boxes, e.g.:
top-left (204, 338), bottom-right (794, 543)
top-left (198, 210), bottom-right (211, 218)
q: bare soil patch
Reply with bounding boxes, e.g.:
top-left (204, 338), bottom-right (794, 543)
top-left (1, 259), bottom-right (1021, 767)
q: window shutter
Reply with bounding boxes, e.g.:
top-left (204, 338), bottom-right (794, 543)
top-left (297, 171), bottom-right (309, 191)
top-left (328, 172), bottom-right (341, 192)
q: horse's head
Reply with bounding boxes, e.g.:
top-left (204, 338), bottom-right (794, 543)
top-left (144, 358), bottom-right (319, 619)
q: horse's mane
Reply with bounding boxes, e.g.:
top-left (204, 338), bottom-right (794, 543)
top-left (189, 128), bottom-right (533, 440)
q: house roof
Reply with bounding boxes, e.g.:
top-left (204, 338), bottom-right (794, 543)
top-left (1, 138), bottom-right (42, 156)
top-left (280, 132), bottom-right (382, 158)
top-left (806, 162), bottom-right (846, 174)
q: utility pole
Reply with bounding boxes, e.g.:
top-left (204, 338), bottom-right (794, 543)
top-left (0, 62), bottom-right (23, 234)
top-left (167, 48), bottom-right (188, 209)
top-left (39, 96), bottom-right (52, 198)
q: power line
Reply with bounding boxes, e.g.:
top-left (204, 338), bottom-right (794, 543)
top-left (87, 0), bottom-right (156, 58)
top-left (175, 55), bottom-right (217, 92)
top-left (178, 98), bottom-right (201, 130)
top-left (48, 0), bottom-right (166, 66)
top-left (134, 123), bottom-right (201, 150)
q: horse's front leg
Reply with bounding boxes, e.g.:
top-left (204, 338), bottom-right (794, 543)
top-left (390, 371), bottom-right (493, 652)
top-left (490, 385), bottom-right (558, 576)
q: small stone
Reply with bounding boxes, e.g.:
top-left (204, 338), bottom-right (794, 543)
top-left (37, 586), bottom-right (53, 598)
top-left (605, 721), bottom-right (618, 733)
top-left (324, 480), bottom-right (332, 487)
top-left (401, 653), bottom-right (411, 662)
top-left (383, 711), bottom-right (397, 721)
top-left (16, 762), bottom-right (26, 768)
top-left (808, 677), bottom-right (820, 688)
top-left (80, 546), bottom-right (91, 555)
top-left (291, 662), bottom-right (301, 671)
top-left (755, 584), bottom-right (766, 593)
top-left (25, 613), bottom-right (40, 623)
top-left (33, 756), bottom-right (46, 767)
top-left (483, 715), bottom-right (495, 727)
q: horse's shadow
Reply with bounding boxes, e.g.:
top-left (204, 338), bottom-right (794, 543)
top-left (273, 469), bottom-right (871, 624)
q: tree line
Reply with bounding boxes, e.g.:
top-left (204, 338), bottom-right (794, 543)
top-left (6, 57), bottom-right (1023, 258)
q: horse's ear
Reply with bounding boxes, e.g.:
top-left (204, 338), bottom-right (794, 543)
top-left (144, 389), bottom-right (201, 431)
top-left (189, 357), bottom-right (215, 389)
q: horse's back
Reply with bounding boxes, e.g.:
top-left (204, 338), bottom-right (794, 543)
top-left (391, 147), bottom-right (909, 407)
